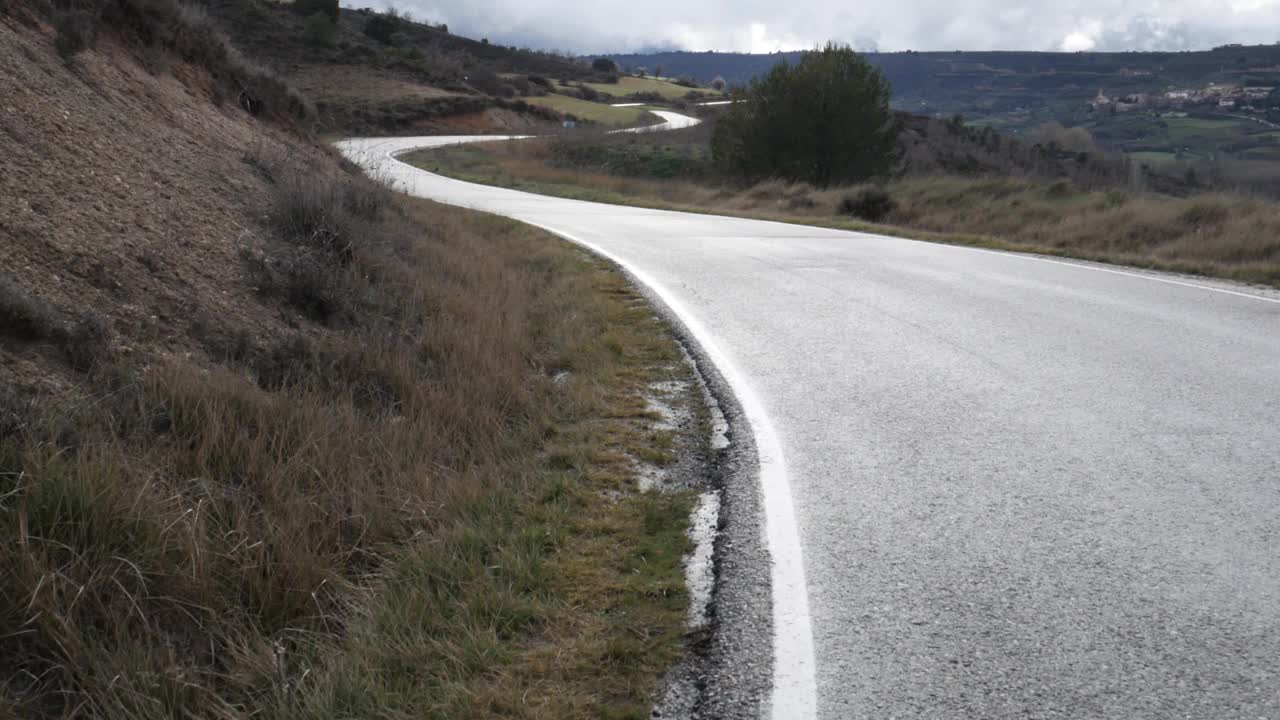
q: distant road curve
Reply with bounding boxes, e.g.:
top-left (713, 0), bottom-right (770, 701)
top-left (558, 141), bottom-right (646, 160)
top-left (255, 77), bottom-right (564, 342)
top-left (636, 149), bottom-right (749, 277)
top-left (337, 133), bottom-right (1280, 720)
top-left (611, 109), bottom-right (702, 133)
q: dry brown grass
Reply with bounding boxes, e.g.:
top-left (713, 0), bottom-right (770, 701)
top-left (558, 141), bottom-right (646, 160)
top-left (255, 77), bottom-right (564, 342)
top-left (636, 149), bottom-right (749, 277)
top-left (415, 140), bottom-right (1280, 287)
top-left (877, 177), bottom-right (1280, 282)
top-left (2, 6), bottom-right (696, 715)
top-left (0, 159), bottom-right (695, 717)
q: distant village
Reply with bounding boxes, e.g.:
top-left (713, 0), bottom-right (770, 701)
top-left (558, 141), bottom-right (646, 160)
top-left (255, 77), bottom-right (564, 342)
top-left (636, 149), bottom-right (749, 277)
top-left (1089, 71), bottom-right (1279, 117)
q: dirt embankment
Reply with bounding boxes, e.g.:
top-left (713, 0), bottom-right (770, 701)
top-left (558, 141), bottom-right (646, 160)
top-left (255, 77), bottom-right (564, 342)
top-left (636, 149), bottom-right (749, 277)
top-left (0, 8), bottom-right (328, 396)
top-left (1, 6), bottom-right (705, 717)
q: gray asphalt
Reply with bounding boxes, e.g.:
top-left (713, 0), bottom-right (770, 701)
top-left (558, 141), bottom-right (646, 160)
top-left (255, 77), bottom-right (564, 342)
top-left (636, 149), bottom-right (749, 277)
top-left (339, 136), bottom-right (1280, 718)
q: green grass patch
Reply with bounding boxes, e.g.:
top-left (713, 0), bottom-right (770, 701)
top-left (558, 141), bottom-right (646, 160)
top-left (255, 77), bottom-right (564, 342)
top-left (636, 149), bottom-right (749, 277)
top-left (582, 76), bottom-right (718, 100)
top-left (525, 95), bottom-right (658, 126)
top-left (1165, 116), bottom-right (1253, 142)
top-left (1126, 150), bottom-right (1179, 166)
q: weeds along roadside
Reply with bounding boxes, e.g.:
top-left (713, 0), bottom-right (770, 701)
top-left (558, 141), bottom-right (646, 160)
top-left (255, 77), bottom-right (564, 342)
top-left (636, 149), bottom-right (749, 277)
top-left (407, 138), bottom-right (1280, 289)
top-left (0, 145), bottom-right (698, 717)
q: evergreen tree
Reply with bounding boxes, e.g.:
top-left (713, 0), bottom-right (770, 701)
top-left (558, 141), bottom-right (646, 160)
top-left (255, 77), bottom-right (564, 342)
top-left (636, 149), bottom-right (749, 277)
top-left (712, 43), bottom-right (899, 186)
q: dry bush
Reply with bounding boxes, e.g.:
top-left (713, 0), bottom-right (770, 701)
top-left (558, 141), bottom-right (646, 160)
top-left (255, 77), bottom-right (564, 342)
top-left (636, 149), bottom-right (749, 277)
top-left (0, 278), bottom-right (110, 371)
top-left (61, 315), bottom-right (109, 372)
top-left (0, 278), bottom-right (58, 341)
top-left (839, 187), bottom-right (896, 221)
top-left (52, 4), bottom-right (99, 58)
top-left (242, 149), bottom-right (398, 324)
top-left (898, 115), bottom-right (1125, 190)
top-left (1032, 122), bottom-right (1101, 154)
top-left (466, 66), bottom-right (503, 96)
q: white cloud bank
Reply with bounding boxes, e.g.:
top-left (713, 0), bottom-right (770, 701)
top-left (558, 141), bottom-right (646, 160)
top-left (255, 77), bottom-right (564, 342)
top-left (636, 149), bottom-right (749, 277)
top-left (383, 0), bottom-right (1280, 54)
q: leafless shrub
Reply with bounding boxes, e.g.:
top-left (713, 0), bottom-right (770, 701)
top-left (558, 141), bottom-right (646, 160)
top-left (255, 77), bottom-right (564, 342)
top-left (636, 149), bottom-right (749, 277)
top-left (60, 315), bottom-right (109, 372)
top-left (52, 4), bottom-right (99, 59)
top-left (0, 278), bottom-right (58, 341)
top-left (839, 187), bottom-right (896, 221)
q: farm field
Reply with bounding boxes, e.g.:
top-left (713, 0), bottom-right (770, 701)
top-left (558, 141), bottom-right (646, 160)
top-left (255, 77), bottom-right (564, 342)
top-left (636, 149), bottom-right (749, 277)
top-left (526, 94), bottom-right (659, 125)
top-left (583, 75), bottom-right (720, 99)
top-left (1091, 113), bottom-right (1275, 161)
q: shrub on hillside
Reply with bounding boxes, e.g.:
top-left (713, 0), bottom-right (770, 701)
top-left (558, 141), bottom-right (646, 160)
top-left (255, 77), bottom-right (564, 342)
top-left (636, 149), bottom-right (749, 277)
top-left (302, 10), bottom-right (337, 46)
top-left (292, 0), bottom-right (337, 22)
top-left (62, 315), bottom-right (109, 372)
top-left (271, 172), bottom-right (363, 264)
top-left (363, 10), bottom-right (400, 44)
top-left (466, 67), bottom-right (503, 96)
top-left (1045, 179), bottom-right (1075, 198)
top-left (1179, 200), bottom-right (1230, 227)
top-left (712, 43), bottom-right (900, 187)
top-left (283, 255), bottom-right (345, 323)
top-left (244, 147), bottom-right (395, 323)
top-left (839, 188), bottom-right (897, 221)
top-left (0, 277), bottom-right (110, 370)
top-left (625, 91), bottom-right (665, 104)
top-left (53, 6), bottom-right (100, 59)
top-left (0, 279), bottom-right (57, 341)
top-left (1032, 122), bottom-right (1100, 155)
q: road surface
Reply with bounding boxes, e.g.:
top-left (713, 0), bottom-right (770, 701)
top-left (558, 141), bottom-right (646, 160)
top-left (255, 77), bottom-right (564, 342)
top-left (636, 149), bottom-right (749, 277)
top-left (338, 135), bottom-right (1280, 719)
top-left (613, 108), bottom-right (703, 133)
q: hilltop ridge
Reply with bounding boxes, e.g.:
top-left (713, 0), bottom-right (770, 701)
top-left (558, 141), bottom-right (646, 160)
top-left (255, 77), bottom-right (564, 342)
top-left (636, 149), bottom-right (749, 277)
top-left (605, 46), bottom-right (1280, 124)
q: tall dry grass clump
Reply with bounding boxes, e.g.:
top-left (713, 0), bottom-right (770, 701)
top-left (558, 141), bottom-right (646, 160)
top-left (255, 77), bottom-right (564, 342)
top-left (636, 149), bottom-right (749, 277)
top-left (0, 150), bottom-right (624, 715)
top-left (882, 178), bottom-right (1280, 283)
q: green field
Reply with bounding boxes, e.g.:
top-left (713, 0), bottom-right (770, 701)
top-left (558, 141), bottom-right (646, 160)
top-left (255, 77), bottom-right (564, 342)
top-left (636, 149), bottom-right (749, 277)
top-left (583, 75), bottom-right (720, 99)
top-left (1126, 150), bottom-right (1179, 166)
top-left (526, 94), bottom-right (658, 126)
top-left (1242, 145), bottom-right (1280, 161)
top-left (1090, 113), bottom-right (1275, 162)
top-left (1164, 116), bottom-right (1255, 142)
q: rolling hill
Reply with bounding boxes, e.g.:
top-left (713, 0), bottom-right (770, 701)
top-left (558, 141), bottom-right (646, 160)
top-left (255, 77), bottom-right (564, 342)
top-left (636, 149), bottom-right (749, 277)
top-left (605, 46), bottom-right (1280, 125)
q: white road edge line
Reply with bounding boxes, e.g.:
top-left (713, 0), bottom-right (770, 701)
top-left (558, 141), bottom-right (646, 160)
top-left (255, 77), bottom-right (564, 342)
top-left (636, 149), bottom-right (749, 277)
top-left (356, 129), bottom-right (1272, 718)
top-left (517, 220), bottom-right (819, 720)
top-left (960, 246), bottom-right (1280, 305)
top-left (364, 139), bottom-right (820, 719)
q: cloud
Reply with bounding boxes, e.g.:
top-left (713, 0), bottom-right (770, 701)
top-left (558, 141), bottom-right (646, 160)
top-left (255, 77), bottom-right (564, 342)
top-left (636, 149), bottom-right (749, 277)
top-left (379, 0), bottom-right (1280, 54)
top-left (1059, 19), bottom-right (1103, 51)
top-left (1060, 32), bottom-right (1097, 51)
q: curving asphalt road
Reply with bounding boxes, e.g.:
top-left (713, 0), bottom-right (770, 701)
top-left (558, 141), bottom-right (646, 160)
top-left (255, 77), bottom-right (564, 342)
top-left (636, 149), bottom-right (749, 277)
top-left (612, 108), bottom-right (704, 133)
top-left (337, 134), bottom-right (1280, 719)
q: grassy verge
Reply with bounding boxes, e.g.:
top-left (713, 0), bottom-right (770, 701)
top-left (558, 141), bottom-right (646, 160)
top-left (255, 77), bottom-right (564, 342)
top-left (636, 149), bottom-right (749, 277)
top-left (0, 155), bottom-right (699, 717)
top-left (404, 139), bottom-right (1280, 288)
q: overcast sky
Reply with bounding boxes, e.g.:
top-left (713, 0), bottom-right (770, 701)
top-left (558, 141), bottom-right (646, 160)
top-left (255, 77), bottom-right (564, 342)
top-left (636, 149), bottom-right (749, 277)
top-left (383, 0), bottom-right (1280, 54)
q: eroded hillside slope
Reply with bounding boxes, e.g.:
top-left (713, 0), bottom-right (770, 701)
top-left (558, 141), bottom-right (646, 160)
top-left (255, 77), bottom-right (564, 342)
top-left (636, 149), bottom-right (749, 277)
top-left (1, 8), bottom-right (318, 395)
top-left (0, 5), bottom-right (700, 717)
